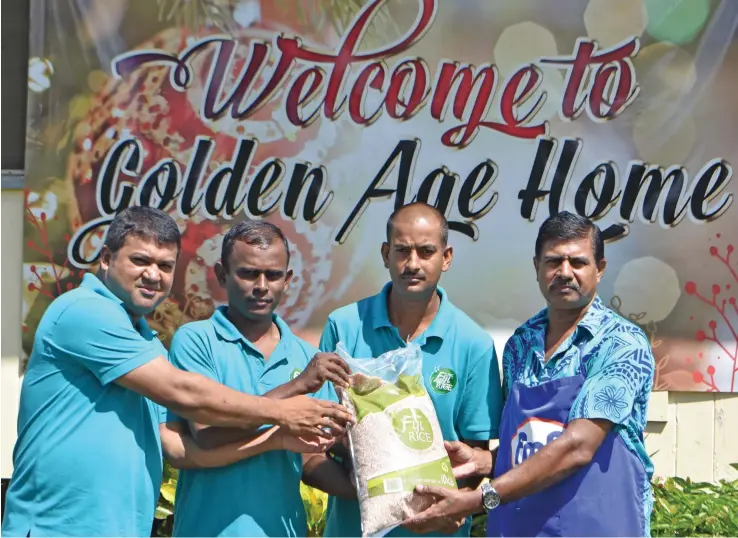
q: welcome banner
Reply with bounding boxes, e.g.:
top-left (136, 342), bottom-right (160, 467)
top-left (22, 0), bottom-right (738, 391)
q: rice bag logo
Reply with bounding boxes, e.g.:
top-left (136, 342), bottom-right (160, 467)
top-left (511, 417), bottom-right (564, 467)
top-left (430, 367), bottom-right (457, 394)
top-left (290, 369), bottom-right (302, 380)
top-left (391, 408), bottom-right (434, 450)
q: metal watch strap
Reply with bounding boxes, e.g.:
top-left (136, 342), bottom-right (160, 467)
top-left (481, 482), bottom-right (501, 512)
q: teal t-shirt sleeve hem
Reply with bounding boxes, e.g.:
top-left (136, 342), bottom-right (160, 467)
top-left (98, 346), bottom-right (164, 386)
top-left (459, 429), bottom-right (496, 442)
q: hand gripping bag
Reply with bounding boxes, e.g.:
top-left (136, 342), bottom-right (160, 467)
top-left (335, 342), bottom-right (458, 537)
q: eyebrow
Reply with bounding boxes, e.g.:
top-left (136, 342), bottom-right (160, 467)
top-left (130, 252), bottom-right (175, 263)
top-left (394, 242), bottom-right (438, 249)
top-left (237, 266), bottom-right (285, 274)
top-left (544, 255), bottom-right (590, 263)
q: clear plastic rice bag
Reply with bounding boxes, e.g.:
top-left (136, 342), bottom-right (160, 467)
top-left (335, 342), bottom-right (458, 538)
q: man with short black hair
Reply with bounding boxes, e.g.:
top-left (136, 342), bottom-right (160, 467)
top-left (405, 211), bottom-right (655, 537)
top-left (321, 202), bottom-right (504, 538)
top-left (159, 220), bottom-right (356, 537)
top-left (2, 208), bottom-right (350, 537)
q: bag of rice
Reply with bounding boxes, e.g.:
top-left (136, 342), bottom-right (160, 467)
top-left (335, 342), bottom-right (458, 538)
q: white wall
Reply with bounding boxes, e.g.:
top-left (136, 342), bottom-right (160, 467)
top-left (2, 189), bottom-right (25, 477)
top-left (1, 188), bottom-right (737, 481)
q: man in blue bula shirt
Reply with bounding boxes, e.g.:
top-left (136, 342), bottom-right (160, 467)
top-left (404, 212), bottom-right (656, 537)
top-left (320, 202), bottom-right (505, 538)
top-left (2, 207), bottom-right (351, 537)
top-left (158, 220), bottom-right (357, 537)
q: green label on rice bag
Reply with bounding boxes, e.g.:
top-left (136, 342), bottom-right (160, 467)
top-left (366, 456), bottom-right (458, 498)
top-left (391, 408), bottom-right (434, 450)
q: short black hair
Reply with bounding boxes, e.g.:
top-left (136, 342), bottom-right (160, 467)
top-left (386, 202), bottom-right (449, 246)
top-left (221, 220), bottom-right (290, 270)
top-left (535, 211), bottom-right (604, 263)
top-left (104, 206), bottom-right (181, 254)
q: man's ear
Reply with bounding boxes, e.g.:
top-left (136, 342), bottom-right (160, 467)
top-left (100, 246), bottom-right (112, 272)
top-left (214, 261), bottom-right (227, 288)
top-left (284, 269), bottom-right (294, 290)
top-left (596, 258), bottom-right (607, 283)
top-left (441, 246), bottom-right (453, 272)
top-left (533, 256), bottom-right (540, 282)
top-left (381, 242), bottom-right (390, 269)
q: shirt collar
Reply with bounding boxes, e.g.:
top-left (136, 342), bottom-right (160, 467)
top-left (577, 295), bottom-right (608, 336)
top-left (370, 282), bottom-right (452, 341)
top-left (515, 295), bottom-right (607, 338)
top-left (211, 306), bottom-right (294, 344)
top-left (80, 272), bottom-right (156, 336)
top-left (81, 272), bottom-right (124, 305)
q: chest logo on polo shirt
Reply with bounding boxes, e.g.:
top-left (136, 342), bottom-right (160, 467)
top-left (290, 368), bottom-right (302, 380)
top-left (429, 367), bottom-right (457, 394)
top-left (511, 417), bottom-right (564, 468)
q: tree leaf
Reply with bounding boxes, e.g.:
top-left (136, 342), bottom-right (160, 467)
top-left (161, 482), bottom-right (177, 504)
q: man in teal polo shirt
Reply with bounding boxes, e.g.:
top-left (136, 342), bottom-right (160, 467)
top-left (2, 207), bottom-right (350, 538)
top-left (160, 220), bottom-right (355, 537)
top-left (320, 202), bottom-right (504, 537)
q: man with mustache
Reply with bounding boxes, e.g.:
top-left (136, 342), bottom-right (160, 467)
top-left (159, 220), bottom-right (356, 537)
top-left (2, 207), bottom-right (350, 538)
top-left (320, 202), bottom-right (504, 538)
top-left (404, 211), bottom-right (656, 537)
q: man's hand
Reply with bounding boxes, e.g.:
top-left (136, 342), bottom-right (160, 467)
top-left (276, 395), bottom-right (354, 438)
top-left (402, 485), bottom-right (480, 534)
top-left (275, 429), bottom-right (336, 454)
top-left (293, 352), bottom-right (351, 394)
top-left (445, 441), bottom-right (478, 480)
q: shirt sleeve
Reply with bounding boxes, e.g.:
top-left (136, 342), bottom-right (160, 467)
top-left (318, 317), bottom-right (339, 353)
top-left (156, 355), bottom-right (180, 424)
top-left (165, 327), bottom-right (218, 424)
top-left (458, 343), bottom-right (504, 441)
top-left (569, 327), bottom-right (655, 425)
top-left (169, 327), bottom-right (218, 381)
top-left (501, 338), bottom-right (517, 401)
top-left (50, 298), bottom-right (164, 385)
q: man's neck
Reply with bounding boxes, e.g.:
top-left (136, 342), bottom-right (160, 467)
top-left (387, 286), bottom-right (440, 341)
top-left (544, 297), bottom-right (595, 355)
top-left (225, 306), bottom-right (275, 343)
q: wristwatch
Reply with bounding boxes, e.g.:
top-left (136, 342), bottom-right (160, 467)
top-left (480, 482), bottom-right (500, 512)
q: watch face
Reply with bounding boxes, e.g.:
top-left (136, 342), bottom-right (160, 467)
top-left (483, 484), bottom-right (500, 511)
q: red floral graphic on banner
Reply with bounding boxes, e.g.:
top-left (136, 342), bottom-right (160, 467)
top-left (685, 234), bottom-right (738, 392)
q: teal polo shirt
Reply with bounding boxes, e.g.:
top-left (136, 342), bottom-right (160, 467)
top-left (320, 283), bottom-right (504, 538)
top-left (163, 306), bottom-right (336, 537)
top-left (2, 273), bottom-right (166, 537)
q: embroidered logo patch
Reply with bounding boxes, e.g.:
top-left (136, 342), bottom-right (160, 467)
top-left (429, 367), bottom-right (457, 394)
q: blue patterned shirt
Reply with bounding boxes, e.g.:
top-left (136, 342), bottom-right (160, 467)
top-left (502, 295), bottom-right (655, 533)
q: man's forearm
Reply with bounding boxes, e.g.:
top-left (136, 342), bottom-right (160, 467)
top-left (442, 438), bottom-right (591, 518)
top-left (189, 380), bottom-right (307, 449)
top-left (162, 423), bottom-right (280, 469)
top-left (491, 435), bottom-right (591, 504)
top-left (166, 370), bottom-right (285, 429)
top-left (302, 454), bottom-right (357, 500)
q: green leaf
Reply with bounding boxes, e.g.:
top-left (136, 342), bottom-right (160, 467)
top-left (155, 505), bottom-right (173, 519)
top-left (161, 482), bottom-right (177, 504)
